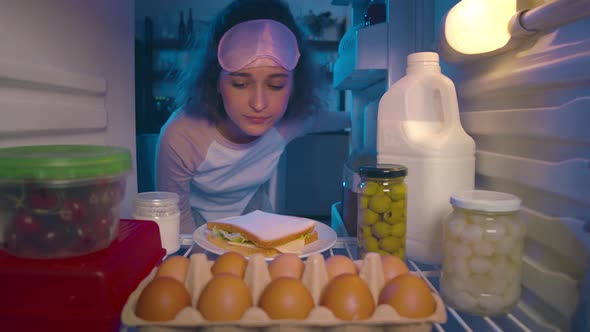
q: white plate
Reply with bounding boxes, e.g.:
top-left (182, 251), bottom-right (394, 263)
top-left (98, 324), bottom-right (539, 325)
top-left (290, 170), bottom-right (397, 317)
top-left (192, 219), bottom-right (337, 261)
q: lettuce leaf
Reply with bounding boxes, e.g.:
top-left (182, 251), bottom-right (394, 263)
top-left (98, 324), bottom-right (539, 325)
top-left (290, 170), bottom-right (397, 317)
top-left (212, 226), bottom-right (252, 244)
top-left (300, 232), bottom-right (311, 240)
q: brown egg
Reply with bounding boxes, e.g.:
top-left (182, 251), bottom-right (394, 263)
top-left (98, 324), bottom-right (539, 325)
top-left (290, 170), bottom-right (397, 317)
top-left (258, 277), bottom-right (315, 319)
top-left (381, 255), bottom-right (409, 281)
top-left (378, 273), bottom-right (436, 318)
top-left (268, 253), bottom-right (305, 280)
top-left (155, 255), bottom-right (190, 283)
top-left (211, 251), bottom-right (248, 278)
top-left (320, 273), bottom-right (375, 320)
top-left (135, 277), bottom-right (191, 321)
top-left (325, 255), bottom-right (358, 281)
top-left (197, 273), bottom-right (253, 321)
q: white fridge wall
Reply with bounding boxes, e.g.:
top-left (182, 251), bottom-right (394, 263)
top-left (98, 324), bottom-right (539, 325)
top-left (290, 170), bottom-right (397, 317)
top-left (450, 15), bottom-right (590, 331)
top-left (0, 0), bottom-right (137, 218)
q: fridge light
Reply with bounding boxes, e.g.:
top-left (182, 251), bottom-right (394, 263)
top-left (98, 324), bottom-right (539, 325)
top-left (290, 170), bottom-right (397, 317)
top-left (443, 0), bottom-right (516, 55)
top-left (439, 0), bottom-right (590, 63)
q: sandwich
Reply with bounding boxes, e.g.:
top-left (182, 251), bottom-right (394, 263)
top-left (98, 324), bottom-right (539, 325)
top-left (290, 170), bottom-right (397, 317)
top-left (205, 210), bottom-right (318, 257)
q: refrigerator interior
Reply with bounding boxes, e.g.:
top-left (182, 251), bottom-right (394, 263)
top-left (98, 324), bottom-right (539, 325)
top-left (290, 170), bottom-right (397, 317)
top-left (449, 13), bottom-right (590, 332)
top-left (0, 0), bottom-right (137, 218)
top-left (1, 0), bottom-right (587, 330)
top-left (332, 0), bottom-right (590, 331)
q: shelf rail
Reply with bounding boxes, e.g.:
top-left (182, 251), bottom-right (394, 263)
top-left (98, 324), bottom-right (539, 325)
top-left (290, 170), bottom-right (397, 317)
top-left (133, 235), bottom-right (546, 332)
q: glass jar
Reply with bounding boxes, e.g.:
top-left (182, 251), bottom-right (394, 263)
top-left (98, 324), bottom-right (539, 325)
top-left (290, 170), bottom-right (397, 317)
top-left (341, 152), bottom-right (376, 236)
top-left (356, 164), bottom-right (407, 259)
top-left (133, 191), bottom-right (180, 254)
top-left (440, 190), bottom-right (525, 316)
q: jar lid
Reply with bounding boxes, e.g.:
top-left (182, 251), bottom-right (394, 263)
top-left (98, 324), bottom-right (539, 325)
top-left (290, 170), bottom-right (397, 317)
top-left (450, 190), bottom-right (522, 212)
top-left (0, 145), bottom-right (132, 181)
top-left (134, 191), bottom-right (179, 207)
top-left (358, 164), bottom-right (407, 178)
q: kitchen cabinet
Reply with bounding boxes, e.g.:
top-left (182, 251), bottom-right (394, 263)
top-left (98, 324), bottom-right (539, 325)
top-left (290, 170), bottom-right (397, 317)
top-left (136, 17), bottom-right (193, 135)
top-left (135, 17), bottom-right (193, 193)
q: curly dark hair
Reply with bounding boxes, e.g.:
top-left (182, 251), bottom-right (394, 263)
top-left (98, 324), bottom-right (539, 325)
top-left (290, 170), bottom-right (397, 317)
top-left (176, 0), bottom-right (321, 123)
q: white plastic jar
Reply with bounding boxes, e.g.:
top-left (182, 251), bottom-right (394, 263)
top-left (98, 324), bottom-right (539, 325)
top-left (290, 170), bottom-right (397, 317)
top-left (133, 191), bottom-right (180, 254)
top-left (440, 190), bottom-right (525, 316)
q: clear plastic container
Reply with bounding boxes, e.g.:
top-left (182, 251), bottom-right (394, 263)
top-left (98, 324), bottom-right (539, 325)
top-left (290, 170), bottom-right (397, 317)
top-left (133, 191), bottom-right (180, 254)
top-left (356, 164), bottom-right (408, 259)
top-left (440, 190), bottom-right (525, 316)
top-left (0, 145), bottom-right (131, 259)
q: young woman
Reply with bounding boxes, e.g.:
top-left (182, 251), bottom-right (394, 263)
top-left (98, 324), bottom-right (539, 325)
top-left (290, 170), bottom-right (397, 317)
top-left (156, 0), bottom-right (350, 233)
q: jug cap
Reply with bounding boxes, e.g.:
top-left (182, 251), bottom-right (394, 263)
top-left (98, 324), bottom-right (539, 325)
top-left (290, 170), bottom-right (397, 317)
top-left (450, 190), bottom-right (521, 212)
top-left (408, 52), bottom-right (439, 64)
top-left (358, 164), bottom-right (407, 178)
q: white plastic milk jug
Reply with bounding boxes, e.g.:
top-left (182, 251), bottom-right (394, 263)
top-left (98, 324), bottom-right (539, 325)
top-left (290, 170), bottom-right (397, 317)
top-left (376, 52), bottom-right (476, 264)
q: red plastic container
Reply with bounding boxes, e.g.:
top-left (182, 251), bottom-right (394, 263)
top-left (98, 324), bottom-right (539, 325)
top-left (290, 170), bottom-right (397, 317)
top-left (0, 219), bottom-right (166, 332)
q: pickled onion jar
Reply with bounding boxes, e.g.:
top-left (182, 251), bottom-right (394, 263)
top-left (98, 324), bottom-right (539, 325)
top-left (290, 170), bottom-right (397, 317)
top-left (440, 190), bottom-right (525, 316)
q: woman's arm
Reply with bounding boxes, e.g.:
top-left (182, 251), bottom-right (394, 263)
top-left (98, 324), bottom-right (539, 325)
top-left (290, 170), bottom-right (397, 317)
top-left (155, 127), bottom-right (197, 234)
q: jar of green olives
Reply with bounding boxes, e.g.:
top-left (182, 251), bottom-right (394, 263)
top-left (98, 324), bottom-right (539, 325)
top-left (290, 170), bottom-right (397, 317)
top-left (357, 164), bottom-right (408, 259)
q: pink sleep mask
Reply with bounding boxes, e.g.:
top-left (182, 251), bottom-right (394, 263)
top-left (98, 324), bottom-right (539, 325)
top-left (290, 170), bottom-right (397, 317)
top-left (218, 19), bottom-right (300, 72)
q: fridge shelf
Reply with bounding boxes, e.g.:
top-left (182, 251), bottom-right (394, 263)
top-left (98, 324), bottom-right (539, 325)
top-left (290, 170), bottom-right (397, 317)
top-left (332, 22), bottom-right (388, 92)
top-left (328, 202), bottom-right (569, 332)
top-left (121, 232), bottom-right (559, 332)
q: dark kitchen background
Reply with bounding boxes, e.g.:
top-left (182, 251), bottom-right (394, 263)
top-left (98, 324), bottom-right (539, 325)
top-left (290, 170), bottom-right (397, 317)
top-left (134, 0), bottom-right (355, 222)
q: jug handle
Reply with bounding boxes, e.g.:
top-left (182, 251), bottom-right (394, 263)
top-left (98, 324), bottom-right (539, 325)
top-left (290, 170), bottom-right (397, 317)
top-left (400, 80), bottom-right (462, 149)
top-left (436, 80), bottom-right (462, 139)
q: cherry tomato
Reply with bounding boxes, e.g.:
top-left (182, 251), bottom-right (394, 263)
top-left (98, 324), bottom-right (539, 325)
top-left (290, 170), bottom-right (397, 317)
top-left (88, 192), bottom-right (101, 207)
top-left (26, 187), bottom-right (59, 210)
top-left (68, 225), bottom-right (97, 253)
top-left (37, 226), bottom-right (66, 253)
top-left (58, 200), bottom-right (87, 224)
top-left (13, 211), bottom-right (42, 234)
top-left (93, 214), bottom-right (114, 237)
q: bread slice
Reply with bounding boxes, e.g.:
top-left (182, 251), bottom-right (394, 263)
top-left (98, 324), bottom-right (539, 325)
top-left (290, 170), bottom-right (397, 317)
top-left (206, 210), bottom-right (316, 249)
top-left (206, 230), bottom-right (318, 258)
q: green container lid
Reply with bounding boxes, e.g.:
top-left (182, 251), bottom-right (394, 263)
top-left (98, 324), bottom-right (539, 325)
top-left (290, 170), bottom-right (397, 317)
top-left (0, 145), bottom-right (132, 181)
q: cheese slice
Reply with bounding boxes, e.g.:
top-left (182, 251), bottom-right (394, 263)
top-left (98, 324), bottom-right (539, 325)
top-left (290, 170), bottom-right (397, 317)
top-left (227, 237), bottom-right (306, 254)
top-left (274, 237), bottom-right (305, 253)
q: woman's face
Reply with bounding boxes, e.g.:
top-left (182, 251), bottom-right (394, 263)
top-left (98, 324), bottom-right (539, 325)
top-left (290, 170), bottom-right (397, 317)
top-left (217, 66), bottom-right (294, 143)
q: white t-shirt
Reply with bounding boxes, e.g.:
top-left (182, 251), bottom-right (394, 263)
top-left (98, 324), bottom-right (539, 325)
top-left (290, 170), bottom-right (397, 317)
top-left (156, 109), bottom-right (312, 233)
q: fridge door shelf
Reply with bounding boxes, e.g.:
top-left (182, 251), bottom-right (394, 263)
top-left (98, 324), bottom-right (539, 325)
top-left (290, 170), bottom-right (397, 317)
top-left (330, 201), bottom-right (578, 332)
top-left (333, 22), bottom-right (388, 92)
top-left (122, 225), bottom-right (564, 332)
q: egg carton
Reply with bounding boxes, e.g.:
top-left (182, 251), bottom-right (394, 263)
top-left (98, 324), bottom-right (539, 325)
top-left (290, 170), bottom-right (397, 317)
top-left (122, 252), bottom-right (447, 332)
